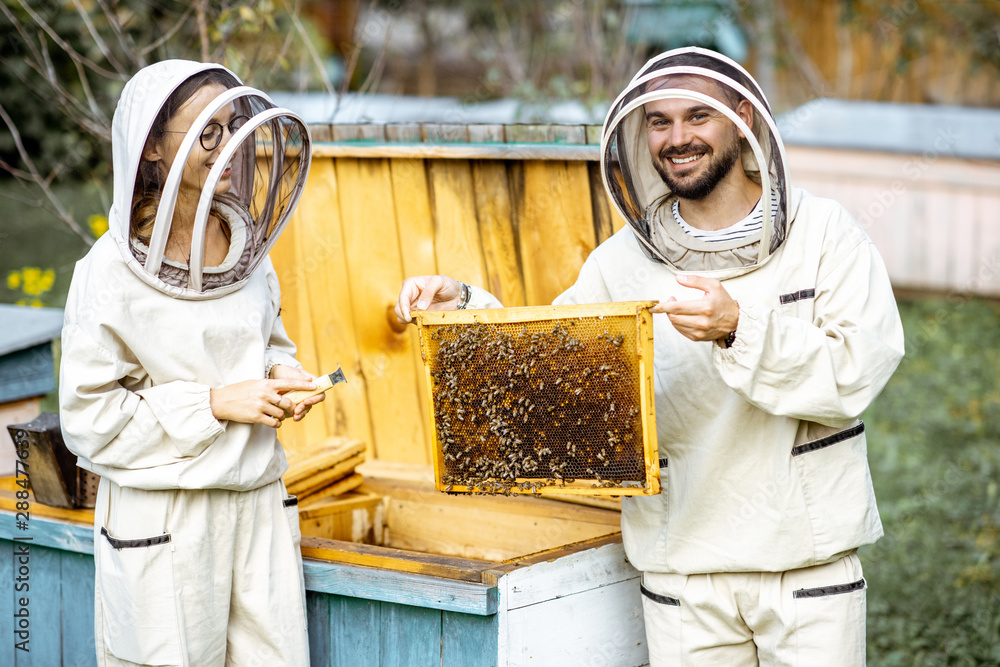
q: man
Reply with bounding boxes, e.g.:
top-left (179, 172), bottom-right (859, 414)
top-left (395, 47), bottom-right (904, 666)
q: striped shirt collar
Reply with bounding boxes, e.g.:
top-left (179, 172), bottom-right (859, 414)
top-left (672, 190), bottom-right (779, 243)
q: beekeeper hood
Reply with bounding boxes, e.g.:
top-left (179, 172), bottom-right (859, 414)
top-left (601, 47), bottom-right (790, 278)
top-left (109, 59), bottom-right (310, 299)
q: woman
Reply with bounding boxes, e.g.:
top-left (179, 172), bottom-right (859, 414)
top-left (60, 60), bottom-right (319, 666)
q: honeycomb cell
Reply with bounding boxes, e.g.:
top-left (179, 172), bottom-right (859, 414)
top-left (416, 303), bottom-right (659, 496)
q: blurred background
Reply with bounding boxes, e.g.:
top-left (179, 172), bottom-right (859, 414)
top-left (1, 1), bottom-right (998, 663)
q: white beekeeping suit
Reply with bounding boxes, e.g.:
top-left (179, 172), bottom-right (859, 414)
top-left (588, 47), bottom-right (905, 666)
top-left (60, 60), bottom-right (313, 666)
top-left (437, 47), bottom-right (905, 665)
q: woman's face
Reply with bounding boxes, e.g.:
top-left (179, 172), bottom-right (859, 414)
top-left (146, 82), bottom-right (240, 199)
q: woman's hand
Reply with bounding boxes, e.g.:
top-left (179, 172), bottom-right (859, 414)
top-left (394, 275), bottom-right (463, 324)
top-left (210, 374), bottom-right (316, 428)
top-left (269, 364), bottom-right (325, 421)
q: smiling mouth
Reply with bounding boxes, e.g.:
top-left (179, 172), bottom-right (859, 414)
top-left (207, 162), bottom-right (232, 175)
top-left (670, 154), bottom-right (704, 165)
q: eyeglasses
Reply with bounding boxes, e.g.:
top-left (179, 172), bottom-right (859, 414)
top-left (161, 115), bottom-right (250, 151)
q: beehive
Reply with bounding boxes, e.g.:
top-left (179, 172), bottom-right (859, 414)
top-left (415, 302), bottom-right (659, 496)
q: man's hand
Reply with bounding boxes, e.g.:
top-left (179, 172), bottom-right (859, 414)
top-left (269, 364), bottom-right (325, 422)
top-left (394, 275), bottom-right (464, 324)
top-left (210, 376), bottom-right (316, 428)
top-left (650, 274), bottom-right (739, 343)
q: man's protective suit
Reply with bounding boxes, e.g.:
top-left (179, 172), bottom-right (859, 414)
top-left (60, 60), bottom-right (312, 666)
top-left (462, 48), bottom-right (905, 665)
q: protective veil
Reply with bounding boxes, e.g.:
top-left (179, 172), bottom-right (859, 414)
top-left (600, 47), bottom-right (790, 277)
top-left (112, 59), bottom-right (310, 299)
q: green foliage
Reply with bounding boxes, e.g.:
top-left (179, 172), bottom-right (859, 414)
top-left (0, 178), bottom-right (100, 308)
top-left (0, 0), bottom-right (334, 240)
top-left (382, 0), bottom-right (641, 106)
top-left (842, 1), bottom-right (1000, 74)
top-left (863, 297), bottom-right (1000, 664)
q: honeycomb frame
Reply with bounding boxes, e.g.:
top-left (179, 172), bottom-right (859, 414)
top-left (415, 302), bottom-right (659, 497)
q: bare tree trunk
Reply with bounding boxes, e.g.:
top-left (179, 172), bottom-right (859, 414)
top-left (750, 0), bottom-right (779, 104)
top-left (417, 1), bottom-right (436, 97)
top-left (195, 0), bottom-right (210, 62)
top-left (773, 0), bottom-right (831, 100)
top-left (835, 3), bottom-right (854, 99)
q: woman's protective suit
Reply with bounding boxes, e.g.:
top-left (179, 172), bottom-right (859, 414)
top-left (60, 60), bottom-right (312, 666)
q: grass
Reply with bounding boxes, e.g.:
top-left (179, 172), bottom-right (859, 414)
top-left (863, 296), bottom-right (1000, 665)
top-left (0, 178), bottom-right (100, 308)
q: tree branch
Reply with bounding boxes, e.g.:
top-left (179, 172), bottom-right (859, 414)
top-left (17, 55), bottom-right (110, 139)
top-left (93, 0), bottom-right (144, 69)
top-left (0, 4), bottom-right (111, 139)
top-left (0, 101), bottom-right (95, 246)
top-left (15, 0), bottom-right (124, 80)
top-left (286, 0), bottom-right (339, 98)
top-left (72, 56), bottom-right (109, 127)
top-left (196, 0), bottom-right (211, 62)
top-left (69, 0), bottom-right (128, 77)
top-left (140, 7), bottom-right (194, 57)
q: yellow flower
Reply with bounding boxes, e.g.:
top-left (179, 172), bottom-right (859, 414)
top-left (88, 214), bottom-right (109, 238)
top-left (19, 267), bottom-right (55, 297)
top-left (22, 268), bottom-right (41, 296)
top-left (6, 270), bottom-right (21, 289)
top-left (40, 269), bottom-right (55, 293)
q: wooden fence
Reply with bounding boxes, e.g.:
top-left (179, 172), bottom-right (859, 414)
top-left (271, 123), bottom-right (1000, 463)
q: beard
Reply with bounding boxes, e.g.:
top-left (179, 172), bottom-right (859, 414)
top-left (652, 132), bottom-right (742, 200)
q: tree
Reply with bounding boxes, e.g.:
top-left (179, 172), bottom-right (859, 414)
top-left (0, 0), bottom-right (339, 246)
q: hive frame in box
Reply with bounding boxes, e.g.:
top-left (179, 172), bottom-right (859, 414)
top-left (415, 301), bottom-right (659, 497)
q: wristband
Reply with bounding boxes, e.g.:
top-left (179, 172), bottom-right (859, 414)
top-left (456, 282), bottom-right (471, 310)
top-left (721, 330), bottom-right (736, 349)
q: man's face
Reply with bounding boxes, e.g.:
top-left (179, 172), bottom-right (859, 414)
top-left (643, 76), bottom-right (748, 200)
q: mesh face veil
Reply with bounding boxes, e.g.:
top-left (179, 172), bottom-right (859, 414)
top-left (110, 61), bottom-right (311, 299)
top-left (600, 47), bottom-right (791, 277)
